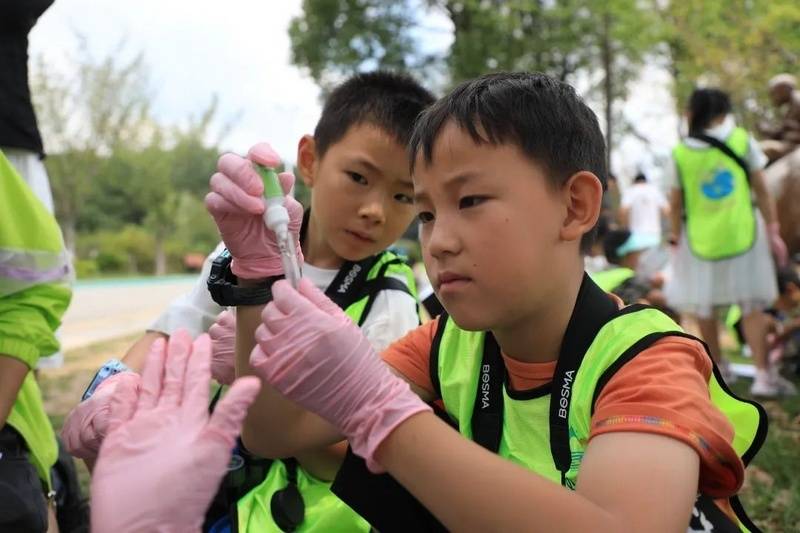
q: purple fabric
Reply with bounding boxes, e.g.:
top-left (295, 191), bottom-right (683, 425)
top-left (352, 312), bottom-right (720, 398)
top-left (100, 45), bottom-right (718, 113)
top-left (0, 262), bottom-right (70, 283)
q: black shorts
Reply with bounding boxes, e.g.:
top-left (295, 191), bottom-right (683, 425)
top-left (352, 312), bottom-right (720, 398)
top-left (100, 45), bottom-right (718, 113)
top-left (0, 426), bottom-right (48, 533)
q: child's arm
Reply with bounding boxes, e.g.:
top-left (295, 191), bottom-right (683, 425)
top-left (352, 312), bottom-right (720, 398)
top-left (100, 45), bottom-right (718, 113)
top-left (235, 297), bottom-right (435, 460)
top-left (253, 282), bottom-right (726, 531)
top-left (235, 301), bottom-right (345, 459)
top-left (376, 412), bottom-right (699, 532)
top-left (668, 187), bottom-right (683, 243)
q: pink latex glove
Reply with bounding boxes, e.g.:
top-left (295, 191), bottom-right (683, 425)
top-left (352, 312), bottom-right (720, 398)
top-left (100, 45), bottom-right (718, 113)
top-left (204, 143), bottom-right (304, 279)
top-left (767, 222), bottom-right (789, 267)
top-left (90, 329), bottom-right (261, 533)
top-left (209, 310), bottom-right (236, 385)
top-left (60, 371), bottom-right (141, 461)
top-left (251, 278), bottom-right (431, 472)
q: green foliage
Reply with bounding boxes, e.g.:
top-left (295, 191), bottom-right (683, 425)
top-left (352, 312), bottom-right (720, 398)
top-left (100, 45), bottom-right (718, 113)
top-left (73, 259), bottom-right (99, 278)
top-left (289, 0), bottom-right (418, 93)
top-left (77, 225), bottom-right (156, 274)
top-left (32, 39), bottom-right (225, 275)
top-left (657, 0), bottom-right (800, 128)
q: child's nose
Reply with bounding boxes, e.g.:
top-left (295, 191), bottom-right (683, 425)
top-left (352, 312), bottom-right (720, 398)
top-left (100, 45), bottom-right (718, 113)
top-left (359, 198), bottom-right (386, 224)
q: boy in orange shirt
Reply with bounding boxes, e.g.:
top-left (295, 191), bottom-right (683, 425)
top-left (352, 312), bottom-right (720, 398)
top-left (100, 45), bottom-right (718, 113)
top-left (227, 72), bottom-right (764, 531)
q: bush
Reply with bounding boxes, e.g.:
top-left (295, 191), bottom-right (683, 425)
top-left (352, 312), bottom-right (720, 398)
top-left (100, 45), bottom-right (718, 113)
top-left (76, 225), bottom-right (155, 274)
top-left (73, 259), bottom-right (98, 278)
top-left (94, 251), bottom-right (127, 273)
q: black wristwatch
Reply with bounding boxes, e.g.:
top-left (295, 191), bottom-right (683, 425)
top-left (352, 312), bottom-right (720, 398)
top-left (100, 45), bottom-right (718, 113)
top-left (207, 248), bottom-right (283, 306)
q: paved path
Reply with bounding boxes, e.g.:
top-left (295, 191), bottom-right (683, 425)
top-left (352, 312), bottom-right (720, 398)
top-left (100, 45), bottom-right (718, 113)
top-left (60, 275), bottom-right (197, 351)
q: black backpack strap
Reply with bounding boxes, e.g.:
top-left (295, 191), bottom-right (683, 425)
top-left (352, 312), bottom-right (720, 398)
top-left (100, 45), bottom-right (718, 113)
top-left (689, 133), bottom-right (752, 186)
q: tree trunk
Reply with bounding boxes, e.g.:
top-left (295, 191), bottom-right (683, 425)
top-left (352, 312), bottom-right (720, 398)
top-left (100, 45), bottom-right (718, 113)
top-left (61, 217), bottom-right (77, 257)
top-left (154, 233), bottom-right (167, 276)
top-left (601, 9), bottom-right (614, 175)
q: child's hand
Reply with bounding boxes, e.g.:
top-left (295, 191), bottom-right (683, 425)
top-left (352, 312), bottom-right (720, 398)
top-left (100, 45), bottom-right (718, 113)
top-left (90, 330), bottom-right (261, 533)
top-left (205, 143), bottom-right (304, 280)
top-left (250, 278), bottom-right (431, 472)
top-left (61, 371), bottom-right (141, 461)
top-left (209, 310), bottom-right (236, 385)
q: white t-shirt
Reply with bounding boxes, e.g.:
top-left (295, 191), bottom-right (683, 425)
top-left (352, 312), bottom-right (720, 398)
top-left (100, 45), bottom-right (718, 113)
top-left (302, 262), bottom-right (419, 352)
top-left (620, 183), bottom-right (668, 236)
top-left (149, 243), bottom-right (419, 352)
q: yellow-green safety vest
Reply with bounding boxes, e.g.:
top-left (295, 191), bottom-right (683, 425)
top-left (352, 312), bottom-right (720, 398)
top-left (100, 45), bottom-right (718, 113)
top-left (236, 251), bottom-right (417, 532)
top-left (673, 127), bottom-right (755, 260)
top-left (589, 267), bottom-right (635, 293)
top-left (1, 150), bottom-right (72, 490)
top-left (431, 276), bottom-right (766, 532)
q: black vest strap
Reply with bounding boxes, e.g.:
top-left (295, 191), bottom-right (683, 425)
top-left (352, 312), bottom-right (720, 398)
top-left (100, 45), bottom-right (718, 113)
top-left (471, 332), bottom-right (505, 453)
top-left (301, 209), bottom-right (412, 315)
top-left (356, 276), bottom-right (414, 327)
top-left (324, 255), bottom-right (381, 310)
top-left (468, 274), bottom-right (618, 485)
top-left (428, 312), bottom-right (449, 399)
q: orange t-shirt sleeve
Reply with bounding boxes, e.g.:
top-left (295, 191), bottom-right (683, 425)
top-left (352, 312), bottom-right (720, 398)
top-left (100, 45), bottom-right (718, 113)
top-left (380, 317), bottom-right (438, 396)
top-left (590, 336), bottom-right (744, 498)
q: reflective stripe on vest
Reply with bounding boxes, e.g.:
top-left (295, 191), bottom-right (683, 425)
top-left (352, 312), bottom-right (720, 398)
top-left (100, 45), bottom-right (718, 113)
top-left (236, 251), bottom-right (416, 532)
top-left (673, 127), bottom-right (755, 260)
top-left (589, 267), bottom-right (635, 293)
top-left (434, 300), bottom-right (766, 530)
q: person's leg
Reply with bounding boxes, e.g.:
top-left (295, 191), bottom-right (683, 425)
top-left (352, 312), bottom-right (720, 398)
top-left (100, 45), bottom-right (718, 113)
top-left (741, 311), bottom-right (769, 372)
top-left (696, 316), bottom-right (722, 364)
top-left (742, 310), bottom-right (784, 396)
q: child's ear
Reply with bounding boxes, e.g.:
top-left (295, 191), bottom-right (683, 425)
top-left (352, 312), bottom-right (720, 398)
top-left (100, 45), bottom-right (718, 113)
top-left (559, 171), bottom-right (603, 245)
top-left (296, 135), bottom-right (318, 187)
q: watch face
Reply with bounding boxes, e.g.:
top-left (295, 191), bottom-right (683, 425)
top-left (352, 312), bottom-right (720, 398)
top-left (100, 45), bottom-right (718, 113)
top-left (81, 363), bottom-right (123, 401)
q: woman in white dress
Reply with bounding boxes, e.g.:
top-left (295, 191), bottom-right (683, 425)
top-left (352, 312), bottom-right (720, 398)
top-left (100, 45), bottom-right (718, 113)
top-left (665, 88), bottom-right (791, 397)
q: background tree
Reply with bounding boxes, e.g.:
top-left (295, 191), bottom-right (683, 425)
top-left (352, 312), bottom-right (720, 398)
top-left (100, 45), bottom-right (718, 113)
top-left (31, 39), bottom-right (152, 253)
top-left (656, 0), bottom-right (800, 130)
top-left (32, 39), bottom-right (225, 276)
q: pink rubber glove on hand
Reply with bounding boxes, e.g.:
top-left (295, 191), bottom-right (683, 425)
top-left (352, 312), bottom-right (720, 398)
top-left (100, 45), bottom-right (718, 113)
top-left (251, 278), bottom-right (430, 472)
top-left (60, 371), bottom-right (141, 461)
top-left (209, 310), bottom-right (236, 385)
top-left (205, 142), bottom-right (304, 279)
top-left (90, 329), bottom-right (261, 533)
top-left (767, 222), bottom-right (789, 267)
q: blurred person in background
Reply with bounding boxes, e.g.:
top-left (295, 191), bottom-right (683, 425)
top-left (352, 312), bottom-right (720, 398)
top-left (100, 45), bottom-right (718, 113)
top-left (665, 87), bottom-right (790, 397)
top-left (618, 171), bottom-right (669, 248)
top-left (0, 151), bottom-right (80, 532)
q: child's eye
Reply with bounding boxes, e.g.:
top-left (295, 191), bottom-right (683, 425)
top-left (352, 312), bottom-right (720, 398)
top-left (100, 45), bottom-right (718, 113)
top-left (348, 172), bottom-right (368, 185)
top-left (394, 193), bottom-right (413, 205)
top-left (458, 196), bottom-right (487, 209)
top-left (417, 211), bottom-right (434, 223)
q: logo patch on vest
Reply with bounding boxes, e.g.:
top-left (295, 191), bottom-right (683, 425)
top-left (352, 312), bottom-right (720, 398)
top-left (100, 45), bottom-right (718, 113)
top-left (480, 364), bottom-right (491, 408)
top-left (337, 264), bottom-right (362, 293)
top-left (558, 370), bottom-right (575, 419)
top-left (701, 168), bottom-right (734, 200)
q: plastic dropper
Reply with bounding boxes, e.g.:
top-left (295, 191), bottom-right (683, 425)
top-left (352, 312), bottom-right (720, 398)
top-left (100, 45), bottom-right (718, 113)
top-left (254, 164), bottom-right (301, 288)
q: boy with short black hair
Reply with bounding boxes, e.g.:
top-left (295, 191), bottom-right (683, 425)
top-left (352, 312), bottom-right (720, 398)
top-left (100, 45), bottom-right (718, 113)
top-left (205, 71), bottom-right (434, 531)
top-left (240, 72), bottom-right (763, 532)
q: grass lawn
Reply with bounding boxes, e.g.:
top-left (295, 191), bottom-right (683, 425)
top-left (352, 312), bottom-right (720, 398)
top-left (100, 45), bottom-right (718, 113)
top-left (40, 337), bottom-right (800, 531)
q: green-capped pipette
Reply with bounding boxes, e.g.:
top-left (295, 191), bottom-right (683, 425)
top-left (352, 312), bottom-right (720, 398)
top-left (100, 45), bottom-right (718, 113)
top-left (255, 164), bottom-right (301, 288)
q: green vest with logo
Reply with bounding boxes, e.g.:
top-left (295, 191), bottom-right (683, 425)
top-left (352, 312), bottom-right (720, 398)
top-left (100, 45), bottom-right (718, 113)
top-left (589, 267), bottom-right (635, 293)
top-left (673, 127), bottom-right (755, 260)
top-left (236, 250), bottom-right (417, 532)
top-left (431, 275), bottom-right (765, 532)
